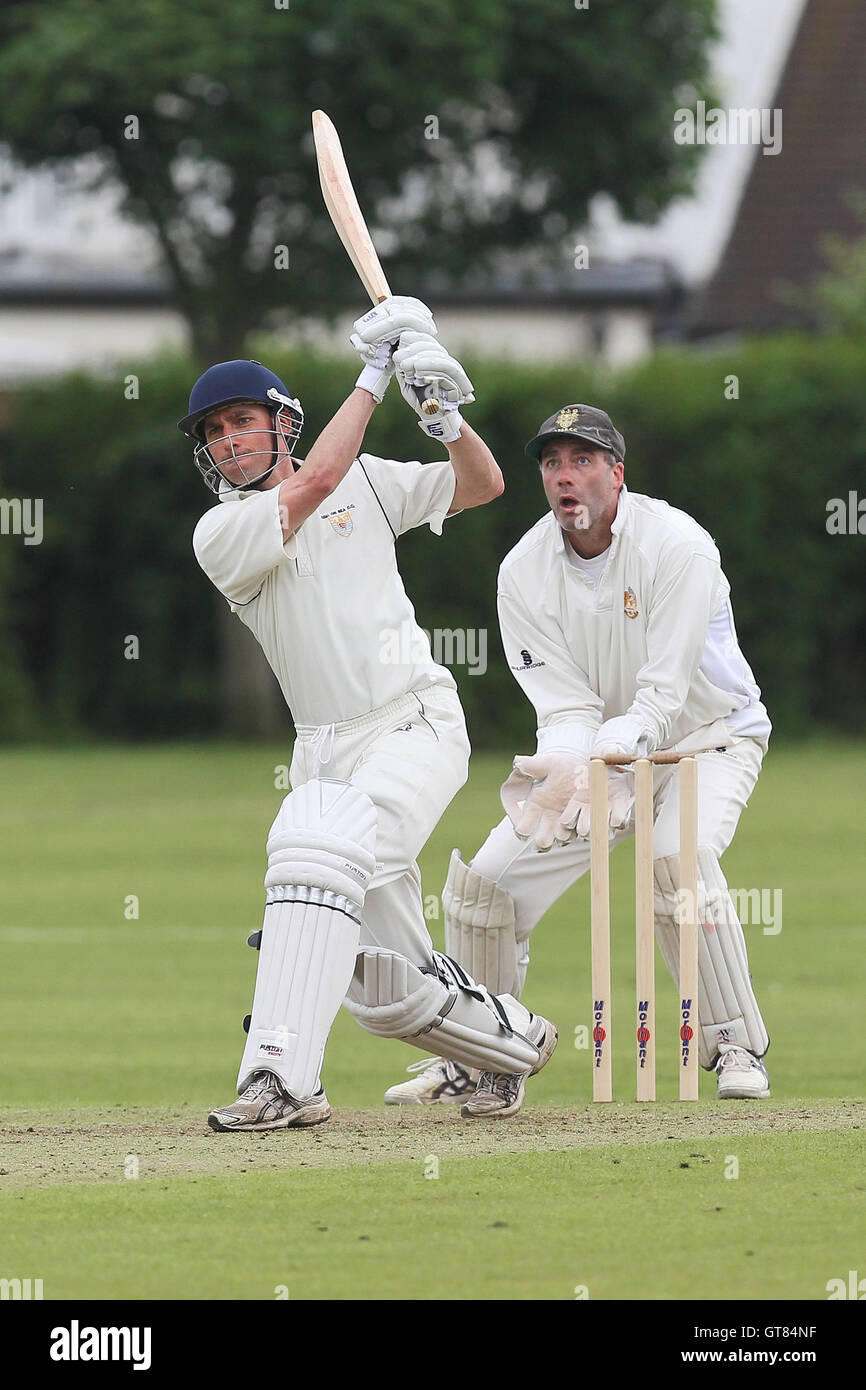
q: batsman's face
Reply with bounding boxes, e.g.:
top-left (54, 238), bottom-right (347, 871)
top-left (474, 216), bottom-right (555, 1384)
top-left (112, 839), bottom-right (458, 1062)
top-left (201, 403), bottom-right (285, 487)
top-left (539, 439), bottom-right (623, 536)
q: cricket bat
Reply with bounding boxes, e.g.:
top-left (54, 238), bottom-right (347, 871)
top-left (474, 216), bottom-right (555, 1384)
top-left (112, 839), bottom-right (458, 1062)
top-left (312, 109), bottom-right (440, 413)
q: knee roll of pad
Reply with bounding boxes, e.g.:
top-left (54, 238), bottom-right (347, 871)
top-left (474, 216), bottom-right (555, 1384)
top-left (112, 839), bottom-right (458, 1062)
top-left (264, 777), bottom-right (378, 910)
top-left (654, 848), bottom-right (769, 1068)
top-left (442, 850), bottom-right (528, 998)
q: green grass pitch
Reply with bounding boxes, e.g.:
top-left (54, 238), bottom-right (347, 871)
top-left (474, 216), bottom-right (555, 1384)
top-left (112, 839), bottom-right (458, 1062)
top-left (0, 741), bottom-right (863, 1300)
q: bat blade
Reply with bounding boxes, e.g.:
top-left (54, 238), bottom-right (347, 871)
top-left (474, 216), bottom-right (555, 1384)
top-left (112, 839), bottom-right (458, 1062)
top-left (312, 110), bottom-right (439, 413)
top-left (312, 109), bottom-right (390, 304)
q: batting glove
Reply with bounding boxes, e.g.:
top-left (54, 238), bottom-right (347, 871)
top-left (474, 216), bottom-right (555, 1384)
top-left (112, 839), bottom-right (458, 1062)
top-left (393, 330), bottom-right (475, 443)
top-left (351, 296), bottom-right (438, 402)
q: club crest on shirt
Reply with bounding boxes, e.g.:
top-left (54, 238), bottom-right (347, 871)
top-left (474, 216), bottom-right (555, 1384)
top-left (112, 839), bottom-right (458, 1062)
top-left (321, 503), bottom-right (356, 537)
top-left (624, 586), bottom-right (639, 619)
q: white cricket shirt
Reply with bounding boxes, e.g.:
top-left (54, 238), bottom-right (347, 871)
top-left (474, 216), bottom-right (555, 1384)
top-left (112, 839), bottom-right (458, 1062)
top-left (192, 454), bottom-right (458, 725)
top-left (498, 484), bottom-right (771, 757)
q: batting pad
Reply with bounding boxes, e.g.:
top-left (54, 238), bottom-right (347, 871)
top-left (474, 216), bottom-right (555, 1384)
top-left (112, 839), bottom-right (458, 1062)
top-left (238, 780), bottom-right (377, 1098)
top-left (344, 947), bottom-right (539, 1075)
top-left (442, 850), bottom-right (528, 998)
top-left (654, 848), bottom-right (769, 1068)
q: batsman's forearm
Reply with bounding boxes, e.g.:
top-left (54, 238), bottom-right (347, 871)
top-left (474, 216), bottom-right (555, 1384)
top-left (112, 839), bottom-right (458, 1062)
top-left (446, 422), bottom-right (504, 511)
top-left (276, 389), bottom-right (376, 541)
top-left (303, 388), bottom-right (377, 493)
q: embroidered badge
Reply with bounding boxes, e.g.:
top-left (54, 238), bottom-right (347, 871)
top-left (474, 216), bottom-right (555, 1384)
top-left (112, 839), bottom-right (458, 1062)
top-left (555, 406), bottom-right (580, 431)
top-left (624, 587), bottom-right (639, 619)
top-left (320, 503), bottom-right (356, 536)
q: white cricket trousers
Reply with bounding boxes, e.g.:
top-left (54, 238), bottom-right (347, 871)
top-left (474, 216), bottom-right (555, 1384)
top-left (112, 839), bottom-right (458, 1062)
top-left (290, 683), bottom-right (470, 968)
top-left (472, 738), bottom-right (765, 939)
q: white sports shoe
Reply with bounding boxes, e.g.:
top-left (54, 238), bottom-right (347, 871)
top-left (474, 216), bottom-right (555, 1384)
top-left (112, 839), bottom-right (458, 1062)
top-left (461, 1014), bottom-right (558, 1119)
top-left (715, 1044), bottom-right (771, 1099)
top-left (384, 1057), bottom-right (475, 1106)
top-left (208, 1071), bottom-right (331, 1131)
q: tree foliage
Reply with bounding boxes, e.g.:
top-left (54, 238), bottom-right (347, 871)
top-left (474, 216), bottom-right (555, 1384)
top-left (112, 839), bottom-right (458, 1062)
top-left (784, 196), bottom-right (866, 338)
top-left (0, 0), bottom-right (718, 359)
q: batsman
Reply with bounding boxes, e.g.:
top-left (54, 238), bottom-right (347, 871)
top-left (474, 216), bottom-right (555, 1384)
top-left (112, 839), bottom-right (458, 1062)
top-left (386, 403), bottom-right (772, 1109)
top-left (181, 300), bottom-right (556, 1131)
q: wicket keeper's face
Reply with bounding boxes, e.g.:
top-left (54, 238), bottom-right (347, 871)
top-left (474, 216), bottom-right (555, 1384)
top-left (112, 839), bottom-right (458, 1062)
top-left (201, 403), bottom-right (286, 488)
top-left (539, 438), bottom-right (624, 537)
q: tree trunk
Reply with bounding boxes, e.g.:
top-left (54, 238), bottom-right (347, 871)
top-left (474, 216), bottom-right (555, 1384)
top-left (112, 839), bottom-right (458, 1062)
top-left (217, 602), bottom-right (289, 739)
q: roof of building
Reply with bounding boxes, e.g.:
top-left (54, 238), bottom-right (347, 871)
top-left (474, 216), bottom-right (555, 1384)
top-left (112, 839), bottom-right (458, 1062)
top-left (0, 246), bottom-right (681, 313)
top-left (690, 0), bottom-right (866, 336)
top-left (0, 249), bottom-right (168, 306)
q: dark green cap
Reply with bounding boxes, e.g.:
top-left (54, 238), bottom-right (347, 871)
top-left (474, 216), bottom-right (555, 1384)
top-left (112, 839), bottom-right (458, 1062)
top-left (524, 403), bottom-right (626, 462)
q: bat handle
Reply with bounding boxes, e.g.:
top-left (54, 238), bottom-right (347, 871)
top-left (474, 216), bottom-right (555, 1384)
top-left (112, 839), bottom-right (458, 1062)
top-left (375, 295), bottom-right (439, 410)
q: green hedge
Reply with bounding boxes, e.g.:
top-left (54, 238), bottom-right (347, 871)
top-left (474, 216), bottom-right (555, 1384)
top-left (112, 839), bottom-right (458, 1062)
top-left (0, 333), bottom-right (863, 746)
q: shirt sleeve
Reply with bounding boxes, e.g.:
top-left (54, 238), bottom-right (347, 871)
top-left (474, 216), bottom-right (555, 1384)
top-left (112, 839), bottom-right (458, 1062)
top-left (358, 453), bottom-right (456, 537)
top-left (192, 490), bottom-right (296, 606)
top-left (497, 574), bottom-right (603, 757)
top-left (629, 548), bottom-right (720, 750)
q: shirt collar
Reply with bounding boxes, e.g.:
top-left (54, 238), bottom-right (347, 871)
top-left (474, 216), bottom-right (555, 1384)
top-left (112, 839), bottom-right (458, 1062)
top-left (217, 482), bottom-right (245, 503)
top-left (611, 481), bottom-right (629, 535)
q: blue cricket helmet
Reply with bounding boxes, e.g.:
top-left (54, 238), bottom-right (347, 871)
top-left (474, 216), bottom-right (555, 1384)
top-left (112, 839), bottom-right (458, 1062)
top-left (179, 360), bottom-right (303, 494)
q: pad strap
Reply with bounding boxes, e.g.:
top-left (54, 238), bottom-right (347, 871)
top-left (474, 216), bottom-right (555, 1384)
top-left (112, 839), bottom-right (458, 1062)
top-left (344, 946), bottom-right (539, 1075)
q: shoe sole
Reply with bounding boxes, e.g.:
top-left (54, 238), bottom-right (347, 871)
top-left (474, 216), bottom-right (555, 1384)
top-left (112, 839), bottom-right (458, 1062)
top-left (207, 1103), bottom-right (332, 1133)
top-left (384, 1082), bottom-right (474, 1106)
top-left (384, 1094), bottom-right (467, 1105)
top-left (717, 1087), bottom-right (771, 1100)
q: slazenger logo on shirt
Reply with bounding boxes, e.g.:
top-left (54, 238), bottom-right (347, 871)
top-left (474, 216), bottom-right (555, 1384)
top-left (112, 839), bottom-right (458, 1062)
top-left (320, 503), bottom-right (356, 537)
top-left (510, 648), bottom-right (546, 671)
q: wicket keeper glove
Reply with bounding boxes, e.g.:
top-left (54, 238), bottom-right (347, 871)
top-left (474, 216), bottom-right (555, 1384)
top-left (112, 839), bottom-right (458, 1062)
top-left (557, 763), bottom-right (635, 840)
top-left (393, 330), bottom-right (475, 443)
top-left (351, 297), bottom-right (437, 403)
top-left (592, 713), bottom-right (648, 762)
top-left (500, 751), bottom-right (583, 852)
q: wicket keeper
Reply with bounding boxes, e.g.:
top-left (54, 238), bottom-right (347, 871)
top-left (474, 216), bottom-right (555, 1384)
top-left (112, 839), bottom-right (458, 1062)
top-left (386, 403), bottom-right (771, 1108)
